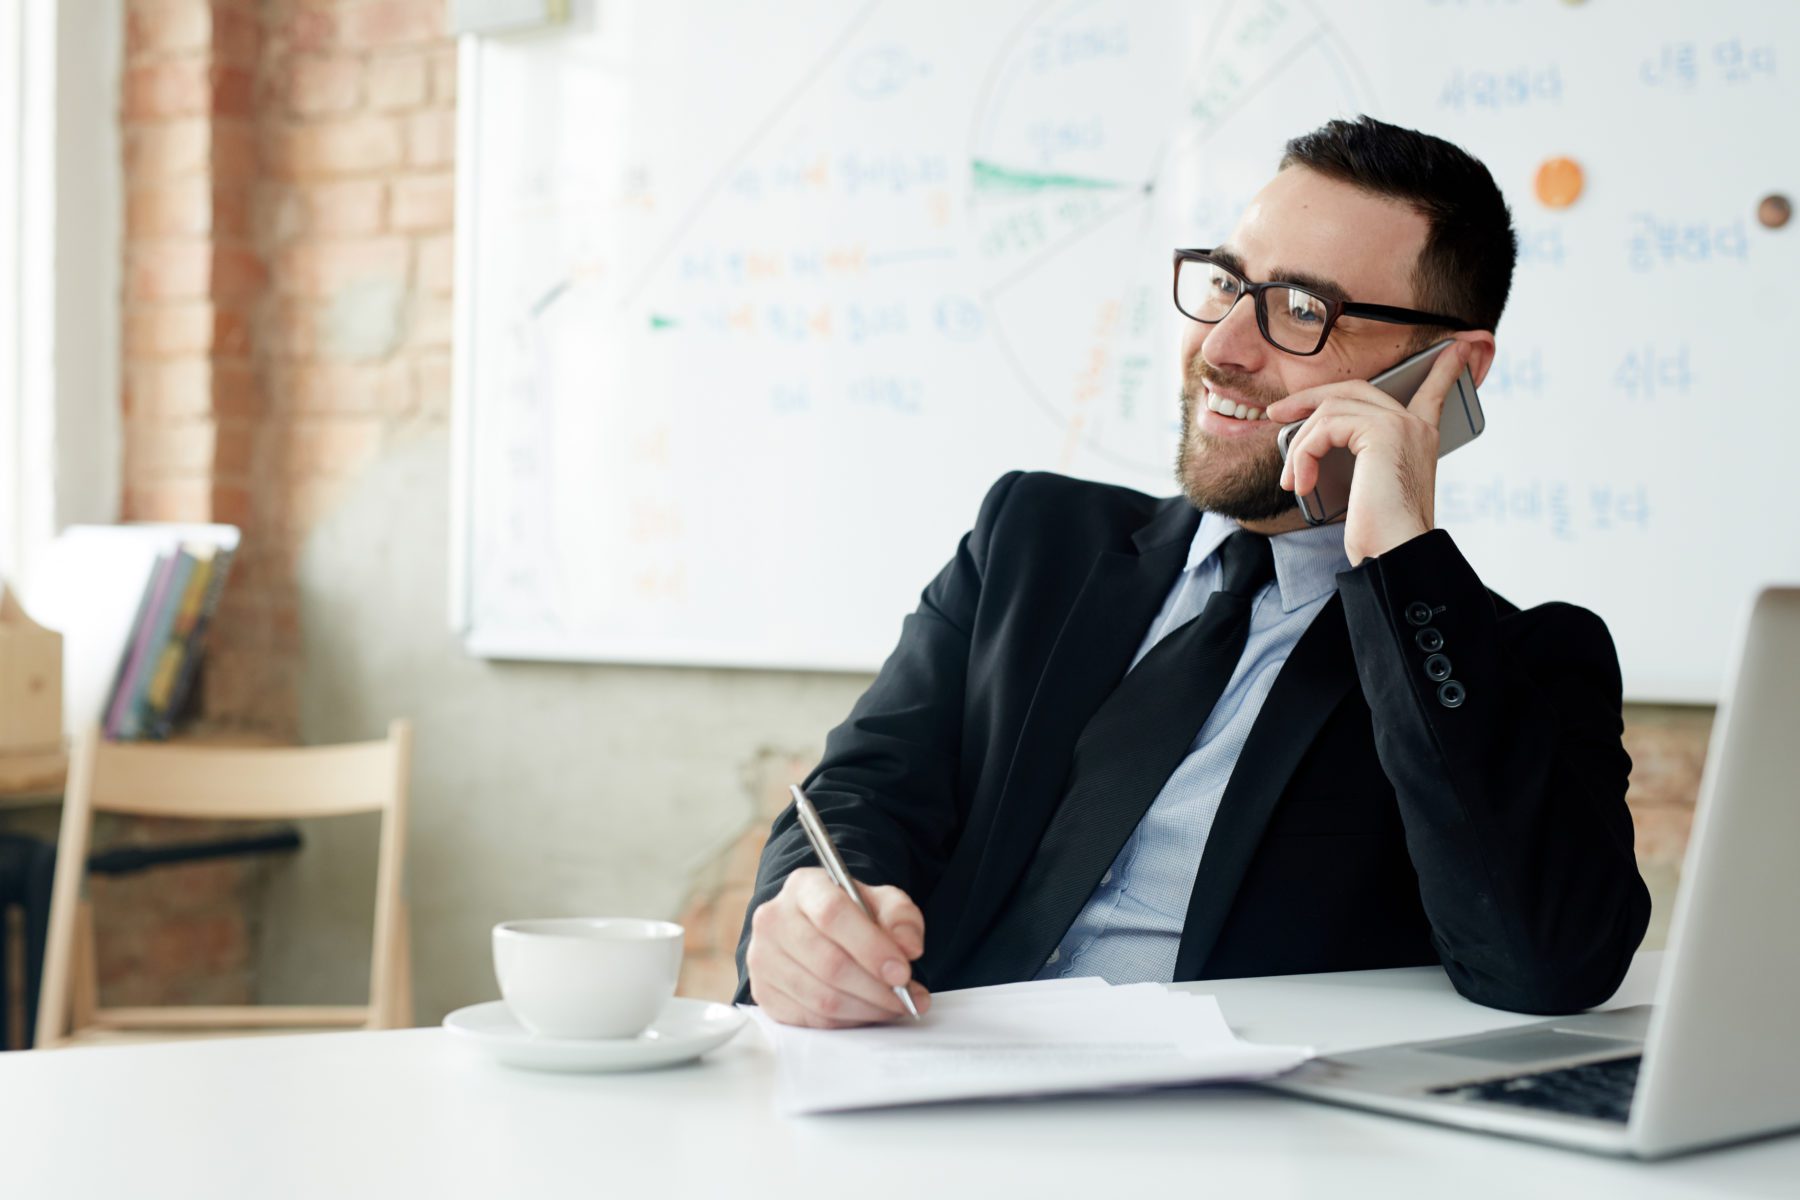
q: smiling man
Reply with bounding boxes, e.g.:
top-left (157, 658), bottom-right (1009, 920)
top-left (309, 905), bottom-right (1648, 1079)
top-left (737, 115), bottom-right (1650, 1028)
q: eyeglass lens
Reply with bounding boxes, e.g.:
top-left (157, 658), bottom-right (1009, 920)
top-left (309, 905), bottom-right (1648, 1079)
top-left (1175, 258), bottom-right (1332, 354)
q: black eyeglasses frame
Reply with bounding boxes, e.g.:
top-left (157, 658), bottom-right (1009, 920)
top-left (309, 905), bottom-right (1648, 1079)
top-left (1172, 248), bottom-right (1477, 356)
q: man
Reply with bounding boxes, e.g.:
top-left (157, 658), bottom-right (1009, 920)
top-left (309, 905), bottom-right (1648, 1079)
top-left (737, 116), bottom-right (1650, 1028)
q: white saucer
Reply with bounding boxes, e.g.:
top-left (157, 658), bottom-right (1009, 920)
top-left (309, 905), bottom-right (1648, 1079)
top-left (443, 997), bottom-right (747, 1073)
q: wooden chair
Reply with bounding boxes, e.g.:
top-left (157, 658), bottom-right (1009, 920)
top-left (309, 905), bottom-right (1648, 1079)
top-left (34, 721), bottom-right (413, 1049)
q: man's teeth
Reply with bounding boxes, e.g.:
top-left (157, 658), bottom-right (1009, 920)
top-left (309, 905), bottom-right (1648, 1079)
top-left (1205, 391), bottom-right (1270, 420)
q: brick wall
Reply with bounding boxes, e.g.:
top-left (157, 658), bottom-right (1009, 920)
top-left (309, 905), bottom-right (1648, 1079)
top-left (121, 0), bottom-right (260, 536)
top-left (95, 0), bottom-right (456, 1011)
top-left (677, 749), bottom-right (813, 1001)
top-left (123, 0), bottom-right (455, 739)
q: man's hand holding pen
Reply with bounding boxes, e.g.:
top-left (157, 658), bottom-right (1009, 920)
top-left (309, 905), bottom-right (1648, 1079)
top-left (745, 867), bottom-right (932, 1028)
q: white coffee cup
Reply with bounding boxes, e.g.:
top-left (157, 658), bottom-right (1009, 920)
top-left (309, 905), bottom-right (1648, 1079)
top-left (492, 917), bottom-right (684, 1039)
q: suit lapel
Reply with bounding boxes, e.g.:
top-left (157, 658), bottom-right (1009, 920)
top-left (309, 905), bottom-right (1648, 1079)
top-left (932, 499), bottom-right (1198, 973)
top-left (1172, 593), bottom-right (1357, 981)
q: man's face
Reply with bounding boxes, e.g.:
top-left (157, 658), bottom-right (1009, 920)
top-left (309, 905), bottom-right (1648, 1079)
top-left (1176, 166), bottom-right (1434, 522)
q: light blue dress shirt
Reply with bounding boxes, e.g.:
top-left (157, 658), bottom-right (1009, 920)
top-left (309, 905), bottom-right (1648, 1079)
top-left (1034, 511), bottom-right (1351, 985)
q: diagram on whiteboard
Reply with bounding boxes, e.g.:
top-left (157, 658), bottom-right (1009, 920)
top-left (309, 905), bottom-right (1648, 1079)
top-left (463, 0), bottom-right (1371, 664)
top-left (968, 2), bottom-right (1368, 474)
top-left (457, 0), bottom-right (1800, 700)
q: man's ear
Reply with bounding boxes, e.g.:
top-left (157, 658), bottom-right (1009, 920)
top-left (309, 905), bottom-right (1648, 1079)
top-left (1455, 331), bottom-right (1498, 388)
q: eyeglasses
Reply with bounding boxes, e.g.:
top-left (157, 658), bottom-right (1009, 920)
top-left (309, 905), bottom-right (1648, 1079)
top-left (1172, 249), bottom-right (1475, 356)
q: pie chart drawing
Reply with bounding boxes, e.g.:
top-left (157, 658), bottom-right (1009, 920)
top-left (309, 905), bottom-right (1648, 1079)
top-left (965, 1), bottom-right (1373, 477)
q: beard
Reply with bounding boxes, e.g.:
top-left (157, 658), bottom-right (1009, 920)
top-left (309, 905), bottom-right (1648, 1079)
top-left (1174, 361), bottom-right (1294, 521)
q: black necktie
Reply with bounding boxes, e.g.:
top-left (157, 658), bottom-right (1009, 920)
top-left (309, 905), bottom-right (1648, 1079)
top-left (960, 529), bottom-right (1277, 986)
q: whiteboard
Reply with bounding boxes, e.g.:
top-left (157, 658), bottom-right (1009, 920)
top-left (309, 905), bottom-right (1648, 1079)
top-left (452, 0), bottom-right (1800, 701)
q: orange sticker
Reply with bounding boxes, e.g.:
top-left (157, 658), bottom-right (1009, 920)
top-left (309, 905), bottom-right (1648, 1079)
top-left (1534, 157), bottom-right (1584, 209)
top-left (1758, 193), bottom-right (1791, 229)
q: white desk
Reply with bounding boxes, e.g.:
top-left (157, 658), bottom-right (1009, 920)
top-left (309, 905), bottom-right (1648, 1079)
top-left (4, 952), bottom-right (1794, 1199)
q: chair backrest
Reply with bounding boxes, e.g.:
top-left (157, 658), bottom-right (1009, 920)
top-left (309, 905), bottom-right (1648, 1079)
top-left (34, 720), bottom-right (412, 1048)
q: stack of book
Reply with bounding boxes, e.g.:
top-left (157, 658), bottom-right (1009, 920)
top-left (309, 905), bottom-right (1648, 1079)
top-left (100, 537), bottom-right (237, 741)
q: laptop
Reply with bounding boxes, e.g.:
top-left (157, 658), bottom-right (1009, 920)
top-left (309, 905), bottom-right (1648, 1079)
top-left (1264, 585), bottom-right (1800, 1159)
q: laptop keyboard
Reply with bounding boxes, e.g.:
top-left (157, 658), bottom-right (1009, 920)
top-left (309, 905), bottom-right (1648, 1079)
top-left (1431, 1055), bottom-right (1641, 1123)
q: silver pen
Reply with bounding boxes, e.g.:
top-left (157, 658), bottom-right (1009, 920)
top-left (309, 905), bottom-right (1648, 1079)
top-left (789, 784), bottom-right (922, 1021)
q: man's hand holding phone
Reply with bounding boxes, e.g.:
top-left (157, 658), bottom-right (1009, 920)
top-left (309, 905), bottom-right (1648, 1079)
top-left (745, 868), bottom-right (932, 1028)
top-left (1268, 340), bottom-right (1471, 567)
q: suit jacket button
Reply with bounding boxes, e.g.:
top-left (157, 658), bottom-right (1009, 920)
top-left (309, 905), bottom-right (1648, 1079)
top-left (1437, 680), bottom-right (1466, 708)
top-left (1424, 653), bottom-right (1453, 682)
top-left (1415, 627), bottom-right (1444, 652)
top-left (1405, 601), bottom-right (1434, 626)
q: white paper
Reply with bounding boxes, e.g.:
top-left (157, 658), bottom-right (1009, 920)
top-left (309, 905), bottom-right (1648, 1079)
top-left (743, 978), bottom-right (1312, 1115)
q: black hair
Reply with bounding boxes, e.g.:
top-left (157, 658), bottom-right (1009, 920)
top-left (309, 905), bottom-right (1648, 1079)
top-left (1280, 115), bottom-right (1518, 332)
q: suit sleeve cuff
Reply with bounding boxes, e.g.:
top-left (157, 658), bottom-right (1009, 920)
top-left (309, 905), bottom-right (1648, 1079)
top-left (1336, 528), bottom-right (1497, 716)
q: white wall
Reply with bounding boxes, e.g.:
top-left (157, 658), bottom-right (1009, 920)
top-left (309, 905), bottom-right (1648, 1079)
top-left (50, 0), bottom-right (124, 537)
top-left (259, 432), bottom-right (870, 1021)
top-left (0, 0), bottom-right (122, 591)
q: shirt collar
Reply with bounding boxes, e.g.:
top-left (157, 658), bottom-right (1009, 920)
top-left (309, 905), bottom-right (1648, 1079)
top-left (1185, 510), bottom-right (1351, 614)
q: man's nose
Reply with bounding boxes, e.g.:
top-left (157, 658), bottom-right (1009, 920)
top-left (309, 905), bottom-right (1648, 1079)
top-left (1199, 293), bottom-right (1267, 374)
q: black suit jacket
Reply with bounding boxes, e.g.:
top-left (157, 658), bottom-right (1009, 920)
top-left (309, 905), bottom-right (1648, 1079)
top-left (737, 471), bottom-right (1649, 1014)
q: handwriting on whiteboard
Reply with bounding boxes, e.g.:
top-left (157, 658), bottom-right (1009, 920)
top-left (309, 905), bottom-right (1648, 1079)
top-left (1641, 38), bottom-right (1778, 88)
top-left (1437, 65), bottom-right (1562, 112)
top-left (1627, 215), bottom-right (1748, 271)
top-left (1515, 226), bottom-right (1566, 269)
top-left (1613, 345), bottom-right (1693, 403)
top-left (1477, 348), bottom-right (1546, 400)
top-left (1442, 477), bottom-right (1650, 542)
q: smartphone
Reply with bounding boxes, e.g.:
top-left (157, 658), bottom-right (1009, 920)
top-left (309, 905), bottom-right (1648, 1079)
top-left (1275, 339), bottom-right (1486, 526)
